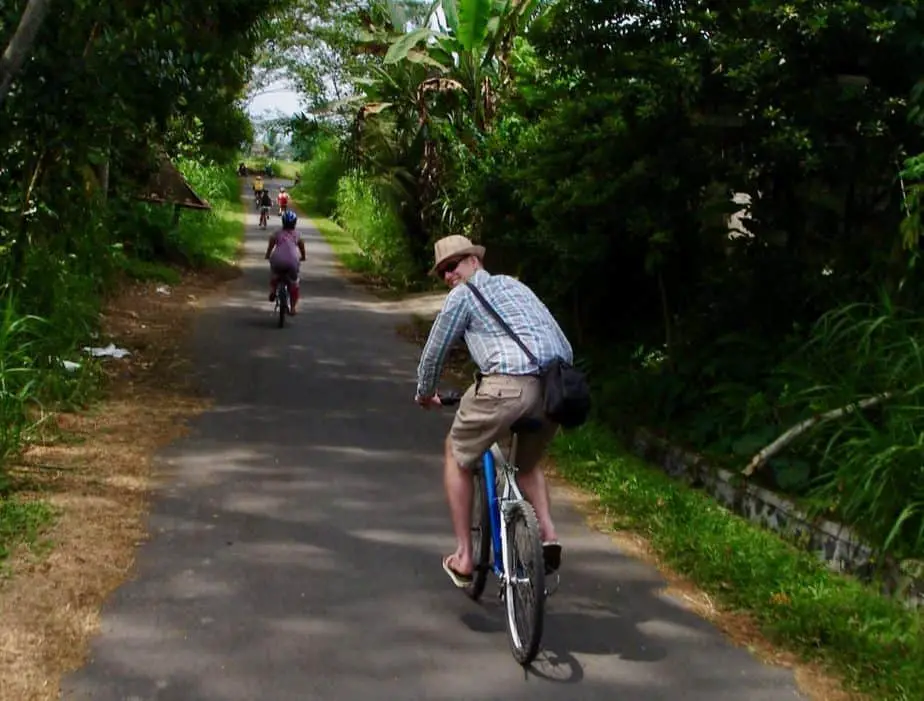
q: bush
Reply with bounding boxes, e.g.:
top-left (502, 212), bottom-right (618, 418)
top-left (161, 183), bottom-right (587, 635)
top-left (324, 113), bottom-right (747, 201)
top-left (169, 161), bottom-right (243, 266)
top-left (334, 172), bottom-right (416, 287)
top-left (296, 137), bottom-right (346, 216)
top-left (111, 162), bottom-right (243, 269)
top-left (0, 159), bottom-right (244, 487)
top-left (780, 299), bottom-right (924, 561)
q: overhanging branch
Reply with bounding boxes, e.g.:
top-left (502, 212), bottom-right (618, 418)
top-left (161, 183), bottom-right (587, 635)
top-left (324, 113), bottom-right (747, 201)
top-left (0, 0), bottom-right (53, 109)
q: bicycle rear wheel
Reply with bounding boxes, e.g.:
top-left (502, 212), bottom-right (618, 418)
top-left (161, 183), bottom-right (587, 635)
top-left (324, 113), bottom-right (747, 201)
top-left (277, 286), bottom-right (287, 328)
top-left (467, 463), bottom-right (492, 601)
top-left (503, 500), bottom-right (545, 665)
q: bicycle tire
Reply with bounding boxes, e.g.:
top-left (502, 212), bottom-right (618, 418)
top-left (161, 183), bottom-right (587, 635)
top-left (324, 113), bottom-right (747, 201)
top-left (467, 463), bottom-right (492, 601)
top-left (503, 500), bottom-right (545, 666)
top-left (277, 286), bottom-right (286, 328)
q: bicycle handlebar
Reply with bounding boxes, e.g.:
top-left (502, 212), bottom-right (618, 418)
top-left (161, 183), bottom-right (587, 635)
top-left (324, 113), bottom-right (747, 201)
top-left (436, 390), bottom-right (463, 406)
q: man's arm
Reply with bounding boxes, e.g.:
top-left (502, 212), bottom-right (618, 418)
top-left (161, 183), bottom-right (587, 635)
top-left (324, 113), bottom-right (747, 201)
top-left (264, 234), bottom-right (275, 259)
top-left (415, 291), bottom-right (470, 398)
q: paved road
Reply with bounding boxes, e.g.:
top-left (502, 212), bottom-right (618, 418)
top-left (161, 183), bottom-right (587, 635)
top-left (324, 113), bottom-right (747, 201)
top-left (62, 181), bottom-right (802, 700)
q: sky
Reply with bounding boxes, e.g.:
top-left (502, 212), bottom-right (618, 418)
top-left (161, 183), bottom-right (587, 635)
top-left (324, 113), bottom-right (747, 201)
top-left (247, 80), bottom-right (303, 119)
top-left (245, 3), bottom-right (448, 121)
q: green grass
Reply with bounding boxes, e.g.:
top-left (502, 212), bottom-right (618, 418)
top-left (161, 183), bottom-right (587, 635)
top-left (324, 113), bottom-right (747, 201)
top-left (187, 204), bottom-right (246, 266)
top-left (275, 161), bottom-right (301, 179)
top-left (552, 422), bottom-right (924, 700)
top-left (173, 162), bottom-right (247, 266)
top-left (118, 258), bottom-right (183, 285)
top-left (290, 203), bottom-right (401, 291)
top-left (301, 211), bottom-right (369, 272)
top-left (297, 203), bottom-right (442, 298)
top-left (0, 158), bottom-right (246, 585)
top-left (0, 496), bottom-right (55, 569)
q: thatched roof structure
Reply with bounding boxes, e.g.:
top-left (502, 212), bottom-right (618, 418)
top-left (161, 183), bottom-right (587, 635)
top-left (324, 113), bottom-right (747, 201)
top-left (135, 151), bottom-right (211, 210)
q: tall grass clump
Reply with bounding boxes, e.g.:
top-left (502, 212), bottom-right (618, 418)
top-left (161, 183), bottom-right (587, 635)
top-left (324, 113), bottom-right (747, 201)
top-left (0, 292), bottom-right (100, 481)
top-left (0, 302), bottom-right (43, 467)
top-left (774, 297), bottom-right (924, 563)
top-left (296, 136), bottom-right (345, 216)
top-left (334, 171), bottom-right (416, 288)
top-left (0, 204), bottom-right (112, 427)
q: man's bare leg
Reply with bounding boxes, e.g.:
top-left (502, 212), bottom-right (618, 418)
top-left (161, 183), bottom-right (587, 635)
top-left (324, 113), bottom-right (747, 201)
top-left (516, 466), bottom-right (558, 543)
top-left (443, 433), bottom-right (474, 575)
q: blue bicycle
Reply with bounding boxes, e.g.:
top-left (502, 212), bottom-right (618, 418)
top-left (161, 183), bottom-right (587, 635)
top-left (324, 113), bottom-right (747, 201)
top-left (438, 391), bottom-right (554, 666)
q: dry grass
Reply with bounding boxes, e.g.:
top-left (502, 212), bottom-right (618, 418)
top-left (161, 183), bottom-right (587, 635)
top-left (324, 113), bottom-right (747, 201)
top-left (0, 263), bottom-right (239, 701)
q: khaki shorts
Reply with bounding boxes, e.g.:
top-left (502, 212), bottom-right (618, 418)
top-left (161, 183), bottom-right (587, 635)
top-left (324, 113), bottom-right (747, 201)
top-left (449, 374), bottom-right (558, 470)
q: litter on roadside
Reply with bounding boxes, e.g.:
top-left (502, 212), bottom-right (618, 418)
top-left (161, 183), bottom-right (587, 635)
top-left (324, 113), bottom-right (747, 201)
top-left (83, 343), bottom-right (131, 359)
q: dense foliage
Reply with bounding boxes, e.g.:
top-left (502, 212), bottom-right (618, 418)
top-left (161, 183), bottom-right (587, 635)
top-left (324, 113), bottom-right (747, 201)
top-left (282, 0), bottom-right (924, 564)
top-left (0, 0), bottom-right (277, 483)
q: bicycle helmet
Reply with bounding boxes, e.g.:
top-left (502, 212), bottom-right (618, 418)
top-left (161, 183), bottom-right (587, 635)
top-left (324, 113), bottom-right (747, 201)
top-left (281, 210), bottom-right (298, 229)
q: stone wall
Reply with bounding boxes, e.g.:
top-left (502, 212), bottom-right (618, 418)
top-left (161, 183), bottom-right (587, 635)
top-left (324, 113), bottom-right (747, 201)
top-left (631, 428), bottom-right (924, 608)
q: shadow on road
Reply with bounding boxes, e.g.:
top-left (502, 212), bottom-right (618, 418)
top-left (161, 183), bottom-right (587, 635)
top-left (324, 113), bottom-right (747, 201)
top-left (62, 187), bottom-right (804, 701)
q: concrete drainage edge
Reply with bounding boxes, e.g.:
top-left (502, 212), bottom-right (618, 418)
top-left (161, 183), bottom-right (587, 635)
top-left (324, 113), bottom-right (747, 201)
top-left (631, 428), bottom-right (924, 608)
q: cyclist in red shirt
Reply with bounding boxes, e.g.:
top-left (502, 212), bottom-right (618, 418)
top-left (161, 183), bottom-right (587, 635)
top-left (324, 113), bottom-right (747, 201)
top-left (276, 187), bottom-right (290, 216)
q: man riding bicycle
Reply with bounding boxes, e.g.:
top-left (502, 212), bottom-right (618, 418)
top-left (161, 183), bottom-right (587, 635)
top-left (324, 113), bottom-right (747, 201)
top-left (264, 210), bottom-right (305, 314)
top-left (277, 186), bottom-right (290, 216)
top-left (414, 235), bottom-right (572, 588)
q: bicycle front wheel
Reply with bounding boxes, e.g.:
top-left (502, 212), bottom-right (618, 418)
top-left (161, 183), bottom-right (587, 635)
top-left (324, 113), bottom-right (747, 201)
top-left (503, 500), bottom-right (545, 665)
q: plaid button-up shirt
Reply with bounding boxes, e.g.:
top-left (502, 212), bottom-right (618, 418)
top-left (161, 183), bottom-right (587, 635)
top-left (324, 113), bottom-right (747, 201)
top-left (416, 269), bottom-right (573, 398)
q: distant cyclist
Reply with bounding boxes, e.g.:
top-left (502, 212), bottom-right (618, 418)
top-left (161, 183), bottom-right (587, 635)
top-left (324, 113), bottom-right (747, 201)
top-left (277, 186), bottom-right (290, 216)
top-left (259, 189), bottom-right (272, 228)
top-left (264, 210), bottom-right (306, 315)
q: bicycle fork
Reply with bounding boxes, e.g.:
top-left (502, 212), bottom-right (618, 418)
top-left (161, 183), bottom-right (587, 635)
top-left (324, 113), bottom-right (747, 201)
top-left (485, 442), bottom-right (527, 602)
top-left (488, 437), bottom-right (559, 600)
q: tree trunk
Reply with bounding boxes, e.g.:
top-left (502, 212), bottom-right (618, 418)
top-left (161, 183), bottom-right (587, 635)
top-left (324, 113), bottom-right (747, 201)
top-left (0, 0), bottom-right (54, 108)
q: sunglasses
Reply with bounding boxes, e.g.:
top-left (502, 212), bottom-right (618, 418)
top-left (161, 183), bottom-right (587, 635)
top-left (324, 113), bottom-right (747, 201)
top-left (438, 257), bottom-right (466, 276)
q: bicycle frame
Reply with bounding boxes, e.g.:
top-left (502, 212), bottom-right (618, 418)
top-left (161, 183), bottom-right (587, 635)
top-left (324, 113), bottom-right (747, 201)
top-left (481, 436), bottom-right (525, 581)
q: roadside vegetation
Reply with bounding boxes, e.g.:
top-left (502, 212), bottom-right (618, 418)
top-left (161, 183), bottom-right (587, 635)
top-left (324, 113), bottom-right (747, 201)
top-left (0, 0), bottom-right (269, 572)
top-left (5, 0), bottom-right (924, 696)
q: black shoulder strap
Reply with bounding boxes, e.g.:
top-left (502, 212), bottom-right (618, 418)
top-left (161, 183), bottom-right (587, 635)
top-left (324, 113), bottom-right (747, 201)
top-left (466, 282), bottom-right (539, 365)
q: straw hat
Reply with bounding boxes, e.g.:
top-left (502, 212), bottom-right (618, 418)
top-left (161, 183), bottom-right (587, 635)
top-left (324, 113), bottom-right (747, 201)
top-left (429, 235), bottom-right (486, 275)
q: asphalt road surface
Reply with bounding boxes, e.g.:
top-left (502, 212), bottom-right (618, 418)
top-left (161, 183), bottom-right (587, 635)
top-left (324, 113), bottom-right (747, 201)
top-left (62, 181), bottom-right (803, 700)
